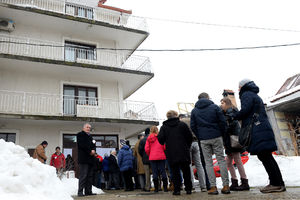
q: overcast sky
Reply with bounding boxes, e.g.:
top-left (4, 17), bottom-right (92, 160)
top-left (108, 0), bottom-right (300, 120)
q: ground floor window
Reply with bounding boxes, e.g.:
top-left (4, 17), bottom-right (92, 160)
top-left (0, 133), bottom-right (16, 143)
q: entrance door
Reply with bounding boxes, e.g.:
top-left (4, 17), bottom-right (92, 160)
top-left (63, 134), bottom-right (78, 177)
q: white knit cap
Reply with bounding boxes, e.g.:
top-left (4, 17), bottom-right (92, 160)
top-left (239, 78), bottom-right (252, 88)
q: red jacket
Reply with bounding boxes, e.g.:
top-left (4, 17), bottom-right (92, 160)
top-left (50, 153), bottom-right (66, 169)
top-left (145, 133), bottom-right (166, 161)
top-left (97, 155), bottom-right (103, 162)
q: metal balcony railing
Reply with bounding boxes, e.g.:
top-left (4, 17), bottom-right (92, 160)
top-left (0, 34), bottom-right (153, 73)
top-left (0, 90), bottom-right (159, 121)
top-left (0, 0), bottom-right (148, 32)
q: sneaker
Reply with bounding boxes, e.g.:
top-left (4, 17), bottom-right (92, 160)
top-left (260, 185), bottom-right (286, 193)
top-left (221, 185), bottom-right (230, 194)
top-left (208, 186), bottom-right (218, 195)
top-left (201, 188), bottom-right (207, 192)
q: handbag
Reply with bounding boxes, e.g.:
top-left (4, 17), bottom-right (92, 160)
top-left (238, 120), bottom-right (253, 149)
top-left (230, 135), bottom-right (243, 149)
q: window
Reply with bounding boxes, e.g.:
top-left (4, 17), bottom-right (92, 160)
top-left (63, 85), bottom-right (98, 115)
top-left (0, 133), bottom-right (16, 143)
top-left (65, 41), bottom-right (96, 62)
top-left (65, 3), bottom-right (94, 19)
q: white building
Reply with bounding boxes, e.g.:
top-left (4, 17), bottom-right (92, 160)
top-left (0, 0), bottom-right (158, 172)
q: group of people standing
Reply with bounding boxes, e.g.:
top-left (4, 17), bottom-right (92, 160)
top-left (72, 79), bottom-right (286, 196)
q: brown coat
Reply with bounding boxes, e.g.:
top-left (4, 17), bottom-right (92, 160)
top-left (33, 144), bottom-right (47, 163)
top-left (133, 140), bottom-right (145, 174)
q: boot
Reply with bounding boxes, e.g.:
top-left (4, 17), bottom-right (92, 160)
top-left (207, 186), bottom-right (218, 195)
top-left (162, 178), bottom-right (168, 192)
top-left (168, 181), bottom-right (174, 191)
top-left (221, 185), bottom-right (230, 194)
top-left (236, 178), bottom-right (250, 191)
top-left (153, 179), bottom-right (159, 193)
top-left (230, 178), bottom-right (239, 191)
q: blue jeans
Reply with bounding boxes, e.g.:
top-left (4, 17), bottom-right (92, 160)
top-left (150, 160), bottom-right (167, 180)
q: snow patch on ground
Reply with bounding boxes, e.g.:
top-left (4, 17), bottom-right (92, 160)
top-left (0, 139), bottom-right (103, 200)
top-left (216, 155), bottom-right (300, 188)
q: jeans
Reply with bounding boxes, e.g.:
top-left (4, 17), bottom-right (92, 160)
top-left (190, 141), bottom-right (206, 189)
top-left (122, 169), bottom-right (133, 190)
top-left (201, 137), bottom-right (229, 187)
top-left (257, 151), bottom-right (284, 186)
top-left (150, 160), bottom-right (167, 180)
top-left (226, 152), bottom-right (247, 179)
top-left (108, 172), bottom-right (120, 189)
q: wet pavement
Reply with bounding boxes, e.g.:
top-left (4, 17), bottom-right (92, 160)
top-left (73, 187), bottom-right (300, 200)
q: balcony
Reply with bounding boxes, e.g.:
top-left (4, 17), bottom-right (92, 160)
top-left (0, 34), bottom-right (152, 73)
top-left (0, 0), bottom-right (148, 32)
top-left (0, 90), bottom-right (159, 121)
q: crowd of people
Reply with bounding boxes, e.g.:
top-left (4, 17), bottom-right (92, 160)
top-left (32, 79), bottom-right (286, 197)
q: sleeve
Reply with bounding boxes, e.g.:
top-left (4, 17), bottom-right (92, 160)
top-left (190, 111), bottom-right (199, 139)
top-left (50, 154), bottom-right (54, 166)
top-left (37, 146), bottom-right (47, 161)
top-left (234, 93), bottom-right (254, 120)
top-left (118, 152), bottom-right (122, 167)
top-left (145, 139), bottom-right (150, 156)
top-left (216, 106), bottom-right (227, 135)
top-left (157, 127), bottom-right (166, 145)
top-left (138, 140), bottom-right (144, 157)
top-left (183, 123), bottom-right (193, 147)
top-left (133, 143), bottom-right (138, 157)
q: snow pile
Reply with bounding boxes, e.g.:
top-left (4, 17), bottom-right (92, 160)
top-left (0, 139), bottom-right (104, 200)
top-left (216, 155), bottom-right (300, 188)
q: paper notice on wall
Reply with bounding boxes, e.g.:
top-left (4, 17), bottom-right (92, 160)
top-left (63, 148), bottom-right (73, 157)
top-left (96, 148), bottom-right (115, 157)
top-left (96, 142), bottom-right (101, 146)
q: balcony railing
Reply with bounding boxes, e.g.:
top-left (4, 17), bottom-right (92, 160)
top-left (0, 34), bottom-right (152, 73)
top-left (0, 0), bottom-right (148, 32)
top-left (0, 90), bottom-right (158, 121)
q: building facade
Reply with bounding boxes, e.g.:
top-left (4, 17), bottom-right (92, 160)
top-left (0, 0), bottom-right (159, 171)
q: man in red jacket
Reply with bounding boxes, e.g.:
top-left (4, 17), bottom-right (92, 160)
top-left (50, 146), bottom-right (66, 179)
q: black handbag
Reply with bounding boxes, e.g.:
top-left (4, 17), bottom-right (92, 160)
top-left (239, 113), bottom-right (260, 149)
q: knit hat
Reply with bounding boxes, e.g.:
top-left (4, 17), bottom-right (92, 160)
top-left (239, 78), bottom-right (252, 88)
top-left (120, 139), bottom-right (126, 146)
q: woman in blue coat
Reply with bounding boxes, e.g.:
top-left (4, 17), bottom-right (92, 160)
top-left (233, 79), bottom-right (285, 193)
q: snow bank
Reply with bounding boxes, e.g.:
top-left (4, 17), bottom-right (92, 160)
top-left (0, 139), bottom-right (103, 200)
top-left (216, 155), bottom-right (300, 188)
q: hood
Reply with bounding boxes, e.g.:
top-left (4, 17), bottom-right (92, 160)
top-left (121, 145), bottom-right (130, 150)
top-left (195, 98), bottom-right (214, 109)
top-left (163, 117), bottom-right (180, 127)
top-left (147, 133), bottom-right (158, 143)
top-left (239, 81), bottom-right (260, 97)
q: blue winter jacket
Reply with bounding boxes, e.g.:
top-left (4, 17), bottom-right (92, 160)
top-left (191, 98), bottom-right (227, 140)
top-left (102, 156), bottom-right (110, 172)
top-left (118, 145), bottom-right (134, 172)
top-left (233, 81), bottom-right (277, 154)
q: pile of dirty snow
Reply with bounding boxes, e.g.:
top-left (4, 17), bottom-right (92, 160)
top-left (0, 139), bottom-right (103, 200)
top-left (216, 154), bottom-right (300, 188)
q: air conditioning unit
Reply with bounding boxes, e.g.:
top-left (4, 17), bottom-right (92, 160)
top-left (0, 19), bottom-right (15, 32)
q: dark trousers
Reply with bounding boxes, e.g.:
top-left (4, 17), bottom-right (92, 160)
top-left (257, 152), bottom-right (285, 186)
top-left (150, 160), bottom-right (167, 180)
top-left (122, 169), bottom-right (133, 190)
top-left (108, 172), bottom-right (120, 189)
top-left (78, 163), bottom-right (93, 195)
top-left (170, 162), bottom-right (192, 192)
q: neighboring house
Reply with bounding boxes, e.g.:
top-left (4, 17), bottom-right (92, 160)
top-left (0, 0), bottom-right (158, 175)
top-left (266, 73), bottom-right (300, 156)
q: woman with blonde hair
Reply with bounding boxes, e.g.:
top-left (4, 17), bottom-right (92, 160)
top-left (220, 97), bottom-right (249, 191)
top-left (145, 126), bottom-right (168, 192)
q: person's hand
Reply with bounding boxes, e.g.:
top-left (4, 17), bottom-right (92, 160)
top-left (90, 150), bottom-right (95, 155)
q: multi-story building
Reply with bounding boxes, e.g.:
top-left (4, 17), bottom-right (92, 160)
top-left (0, 0), bottom-right (158, 171)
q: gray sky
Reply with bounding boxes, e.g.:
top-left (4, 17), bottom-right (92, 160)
top-left (108, 0), bottom-right (300, 120)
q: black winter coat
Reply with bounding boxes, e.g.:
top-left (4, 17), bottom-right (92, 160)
top-left (157, 117), bottom-right (193, 165)
top-left (138, 136), bottom-right (150, 165)
top-left (191, 99), bottom-right (227, 140)
top-left (223, 108), bottom-right (244, 154)
top-left (108, 154), bottom-right (120, 173)
top-left (233, 81), bottom-right (277, 155)
top-left (77, 131), bottom-right (96, 164)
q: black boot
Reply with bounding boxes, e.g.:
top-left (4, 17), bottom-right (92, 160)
top-left (153, 179), bottom-right (159, 193)
top-left (236, 178), bottom-right (250, 191)
top-left (162, 178), bottom-right (168, 192)
top-left (230, 178), bottom-right (239, 191)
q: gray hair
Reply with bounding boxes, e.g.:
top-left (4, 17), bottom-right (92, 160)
top-left (83, 123), bottom-right (91, 128)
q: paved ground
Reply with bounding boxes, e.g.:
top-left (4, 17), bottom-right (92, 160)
top-left (73, 187), bottom-right (300, 200)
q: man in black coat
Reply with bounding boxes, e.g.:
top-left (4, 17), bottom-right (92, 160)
top-left (158, 110), bottom-right (193, 195)
top-left (77, 123), bottom-right (96, 197)
top-left (138, 128), bottom-right (151, 192)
